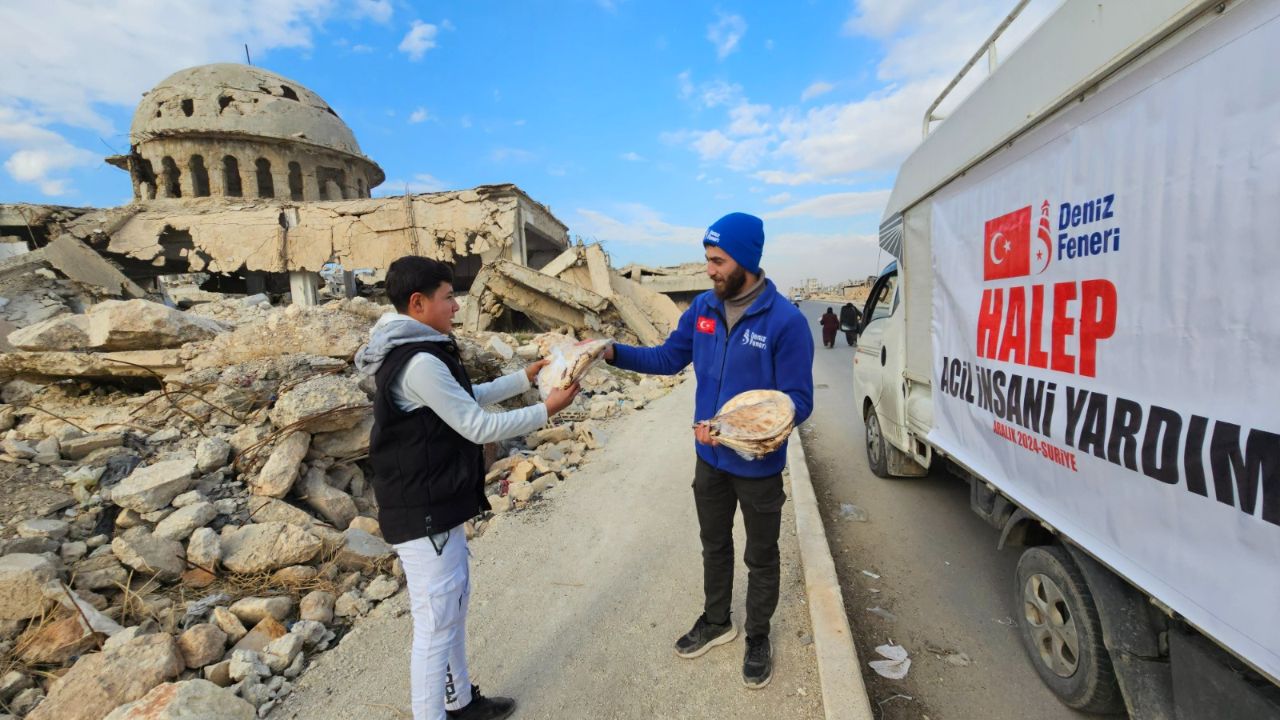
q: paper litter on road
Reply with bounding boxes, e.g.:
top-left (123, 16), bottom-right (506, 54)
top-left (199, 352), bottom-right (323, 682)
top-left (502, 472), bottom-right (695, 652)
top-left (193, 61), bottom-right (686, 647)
top-left (839, 503), bottom-right (869, 521)
top-left (861, 570), bottom-right (881, 579)
top-left (869, 643), bottom-right (911, 679)
top-left (866, 606), bottom-right (897, 622)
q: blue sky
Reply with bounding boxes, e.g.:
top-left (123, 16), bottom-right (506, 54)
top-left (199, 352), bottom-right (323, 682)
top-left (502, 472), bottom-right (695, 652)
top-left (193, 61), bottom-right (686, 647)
top-left (0, 0), bottom-right (1058, 292)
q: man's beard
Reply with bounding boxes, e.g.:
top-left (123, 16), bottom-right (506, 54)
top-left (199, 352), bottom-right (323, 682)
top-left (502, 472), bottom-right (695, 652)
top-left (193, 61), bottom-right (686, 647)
top-left (713, 266), bottom-right (748, 299)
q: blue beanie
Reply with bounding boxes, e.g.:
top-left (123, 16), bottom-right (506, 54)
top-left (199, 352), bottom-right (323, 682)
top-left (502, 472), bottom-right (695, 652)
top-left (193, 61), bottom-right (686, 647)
top-left (702, 212), bottom-right (764, 275)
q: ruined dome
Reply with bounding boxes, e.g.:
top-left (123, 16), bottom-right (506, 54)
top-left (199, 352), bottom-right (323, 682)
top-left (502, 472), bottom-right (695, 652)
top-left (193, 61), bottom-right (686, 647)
top-left (120, 64), bottom-right (384, 202)
top-left (132, 64), bottom-right (368, 159)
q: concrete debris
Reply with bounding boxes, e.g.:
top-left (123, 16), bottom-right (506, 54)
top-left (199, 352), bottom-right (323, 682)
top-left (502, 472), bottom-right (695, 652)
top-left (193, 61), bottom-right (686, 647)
top-left (103, 678), bottom-right (256, 720)
top-left (463, 243), bottom-right (681, 347)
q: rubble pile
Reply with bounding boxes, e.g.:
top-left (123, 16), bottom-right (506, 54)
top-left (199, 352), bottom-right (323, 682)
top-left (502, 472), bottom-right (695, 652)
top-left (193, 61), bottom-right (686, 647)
top-left (463, 242), bottom-right (683, 347)
top-left (0, 292), bottom-right (682, 718)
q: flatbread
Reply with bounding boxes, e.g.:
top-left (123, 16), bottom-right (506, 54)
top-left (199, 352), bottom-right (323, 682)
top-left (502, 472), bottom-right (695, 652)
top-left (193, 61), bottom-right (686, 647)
top-left (707, 390), bottom-right (795, 460)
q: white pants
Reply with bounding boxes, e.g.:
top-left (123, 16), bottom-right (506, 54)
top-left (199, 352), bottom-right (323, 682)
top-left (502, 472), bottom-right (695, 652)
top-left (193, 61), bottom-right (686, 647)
top-left (395, 525), bottom-right (473, 720)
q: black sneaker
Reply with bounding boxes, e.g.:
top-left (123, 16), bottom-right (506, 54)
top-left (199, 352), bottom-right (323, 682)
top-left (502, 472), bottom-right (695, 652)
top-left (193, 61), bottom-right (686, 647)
top-left (743, 635), bottom-right (773, 689)
top-left (674, 613), bottom-right (737, 658)
top-left (446, 685), bottom-right (516, 720)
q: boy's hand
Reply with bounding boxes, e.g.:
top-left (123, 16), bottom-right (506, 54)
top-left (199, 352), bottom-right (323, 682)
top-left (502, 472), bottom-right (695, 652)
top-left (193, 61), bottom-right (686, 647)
top-left (545, 383), bottom-right (581, 416)
top-left (525, 358), bottom-right (549, 384)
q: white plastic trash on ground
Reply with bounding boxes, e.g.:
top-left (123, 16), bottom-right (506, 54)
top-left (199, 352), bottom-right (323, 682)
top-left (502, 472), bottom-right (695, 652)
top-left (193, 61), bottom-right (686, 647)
top-left (869, 643), bottom-right (911, 680)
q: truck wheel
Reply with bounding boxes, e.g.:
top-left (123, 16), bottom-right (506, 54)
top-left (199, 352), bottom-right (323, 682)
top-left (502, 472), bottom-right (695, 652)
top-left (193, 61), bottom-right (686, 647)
top-left (1014, 545), bottom-right (1124, 714)
top-left (864, 409), bottom-right (890, 478)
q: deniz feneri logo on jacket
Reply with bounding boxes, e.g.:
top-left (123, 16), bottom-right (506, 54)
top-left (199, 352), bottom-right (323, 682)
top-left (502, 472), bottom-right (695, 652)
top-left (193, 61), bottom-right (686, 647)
top-left (741, 329), bottom-right (767, 350)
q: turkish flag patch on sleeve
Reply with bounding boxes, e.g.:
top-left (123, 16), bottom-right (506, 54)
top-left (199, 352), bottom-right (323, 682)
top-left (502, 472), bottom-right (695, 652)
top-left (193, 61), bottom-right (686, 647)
top-left (696, 316), bottom-right (717, 334)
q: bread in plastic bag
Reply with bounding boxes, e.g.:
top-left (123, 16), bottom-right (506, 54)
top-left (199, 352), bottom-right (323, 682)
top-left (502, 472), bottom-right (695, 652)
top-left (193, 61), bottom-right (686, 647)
top-left (536, 338), bottom-right (613, 399)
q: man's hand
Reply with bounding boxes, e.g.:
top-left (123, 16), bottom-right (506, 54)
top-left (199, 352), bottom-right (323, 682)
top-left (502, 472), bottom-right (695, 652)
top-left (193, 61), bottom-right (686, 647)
top-left (602, 344), bottom-right (615, 363)
top-left (544, 383), bottom-right (581, 416)
top-left (525, 358), bottom-right (549, 385)
top-left (694, 422), bottom-right (719, 446)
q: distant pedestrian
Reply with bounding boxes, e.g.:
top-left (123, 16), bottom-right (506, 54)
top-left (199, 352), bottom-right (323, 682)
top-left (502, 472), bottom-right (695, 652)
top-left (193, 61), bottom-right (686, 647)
top-left (820, 307), bottom-right (839, 348)
top-left (839, 302), bottom-right (861, 346)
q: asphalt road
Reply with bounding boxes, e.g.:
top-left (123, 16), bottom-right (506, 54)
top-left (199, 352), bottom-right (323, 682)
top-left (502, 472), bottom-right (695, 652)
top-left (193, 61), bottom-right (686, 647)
top-left (795, 300), bottom-right (1092, 720)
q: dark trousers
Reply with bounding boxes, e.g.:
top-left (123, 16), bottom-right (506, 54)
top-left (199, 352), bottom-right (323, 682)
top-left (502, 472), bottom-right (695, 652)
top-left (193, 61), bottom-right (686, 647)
top-left (692, 457), bottom-right (785, 639)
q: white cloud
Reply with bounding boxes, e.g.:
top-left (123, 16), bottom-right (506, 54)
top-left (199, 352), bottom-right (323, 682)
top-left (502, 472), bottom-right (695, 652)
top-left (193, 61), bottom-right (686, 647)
top-left (375, 173), bottom-right (449, 196)
top-left (764, 190), bottom-right (891, 220)
top-left (409, 107), bottom-right (429, 123)
top-left (620, 152), bottom-right (645, 162)
top-left (801, 81), bottom-right (834, 101)
top-left (665, 1), bottom-right (1060, 188)
top-left (354, 0), bottom-right (392, 24)
top-left (763, 231), bottom-right (883, 294)
top-left (0, 0), bottom-right (336, 195)
top-left (350, 43), bottom-right (374, 53)
top-left (572, 204), bottom-right (705, 248)
top-left (5, 145), bottom-right (99, 196)
top-left (690, 130), bottom-right (734, 162)
top-left (491, 147), bottom-right (534, 163)
top-left (399, 20), bottom-right (439, 61)
top-left (707, 12), bottom-right (747, 60)
top-left (726, 103), bottom-right (770, 137)
top-left (676, 71), bottom-right (694, 100)
top-left (766, 192), bottom-right (792, 205)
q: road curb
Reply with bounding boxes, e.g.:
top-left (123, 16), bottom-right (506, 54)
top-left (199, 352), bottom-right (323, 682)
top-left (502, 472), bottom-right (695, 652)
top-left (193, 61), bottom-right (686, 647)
top-left (788, 432), bottom-right (875, 720)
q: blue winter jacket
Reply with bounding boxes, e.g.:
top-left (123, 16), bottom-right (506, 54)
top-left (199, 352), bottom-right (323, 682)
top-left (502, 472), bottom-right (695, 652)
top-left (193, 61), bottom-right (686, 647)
top-left (612, 278), bottom-right (815, 477)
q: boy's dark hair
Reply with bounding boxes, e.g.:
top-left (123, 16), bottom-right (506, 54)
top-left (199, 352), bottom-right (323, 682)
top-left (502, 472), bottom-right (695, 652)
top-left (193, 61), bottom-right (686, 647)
top-left (386, 256), bottom-right (454, 313)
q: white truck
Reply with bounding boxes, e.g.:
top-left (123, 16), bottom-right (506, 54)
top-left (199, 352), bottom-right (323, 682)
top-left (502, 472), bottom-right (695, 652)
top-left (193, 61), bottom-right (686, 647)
top-left (853, 1), bottom-right (1280, 716)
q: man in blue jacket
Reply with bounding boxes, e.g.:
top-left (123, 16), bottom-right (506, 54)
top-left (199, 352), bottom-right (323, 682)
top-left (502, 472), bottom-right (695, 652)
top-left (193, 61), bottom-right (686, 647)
top-left (603, 212), bottom-right (814, 689)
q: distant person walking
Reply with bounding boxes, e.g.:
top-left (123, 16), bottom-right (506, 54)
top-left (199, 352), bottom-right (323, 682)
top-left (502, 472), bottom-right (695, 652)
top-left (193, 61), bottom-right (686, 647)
top-left (839, 302), bottom-right (861, 346)
top-left (820, 307), bottom-right (839, 348)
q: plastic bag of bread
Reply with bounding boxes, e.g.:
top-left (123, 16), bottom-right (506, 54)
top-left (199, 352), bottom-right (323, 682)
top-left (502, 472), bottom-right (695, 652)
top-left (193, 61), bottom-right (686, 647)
top-left (706, 389), bottom-right (795, 460)
top-left (536, 338), bottom-right (614, 399)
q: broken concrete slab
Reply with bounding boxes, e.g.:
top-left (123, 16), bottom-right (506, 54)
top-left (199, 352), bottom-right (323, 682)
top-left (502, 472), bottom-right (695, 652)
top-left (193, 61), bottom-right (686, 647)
top-left (85, 299), bottom-right (225, 351)
top-left (0, 349), bottom-right (185, 382)
top-left (43, 233), bottom-right (147, 299)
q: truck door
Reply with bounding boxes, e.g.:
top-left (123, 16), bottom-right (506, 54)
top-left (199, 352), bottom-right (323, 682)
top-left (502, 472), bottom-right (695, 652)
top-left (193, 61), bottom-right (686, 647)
top-left (855, 266), bottom-right (899, 420)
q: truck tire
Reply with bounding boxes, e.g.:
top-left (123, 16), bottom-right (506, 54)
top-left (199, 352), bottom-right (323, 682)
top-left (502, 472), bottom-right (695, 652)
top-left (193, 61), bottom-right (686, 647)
top-left (1014, 545), bottom-right (1125, 714)
top-left (864, 408), bottom-right (890, 478)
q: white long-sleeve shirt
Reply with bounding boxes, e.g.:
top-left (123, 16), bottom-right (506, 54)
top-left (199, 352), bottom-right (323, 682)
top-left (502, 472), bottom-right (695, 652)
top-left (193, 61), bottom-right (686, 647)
top-left (393, 352), bottom-right (548, 444)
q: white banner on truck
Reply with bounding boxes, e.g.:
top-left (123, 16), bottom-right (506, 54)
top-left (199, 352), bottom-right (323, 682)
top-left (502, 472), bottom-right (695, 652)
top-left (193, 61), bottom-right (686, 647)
top-left (929, 1), bottom-right (1280, 681)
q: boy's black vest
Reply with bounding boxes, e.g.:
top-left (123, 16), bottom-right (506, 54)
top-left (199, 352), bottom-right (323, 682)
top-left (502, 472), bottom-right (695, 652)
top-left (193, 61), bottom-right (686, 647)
top-left (369, 340), bottom-right (489, 544)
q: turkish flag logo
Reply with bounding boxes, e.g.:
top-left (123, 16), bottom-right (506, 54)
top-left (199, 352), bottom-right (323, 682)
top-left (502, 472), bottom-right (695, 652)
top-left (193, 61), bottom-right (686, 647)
top-left (696, 316), bottom-right (716, 334)
top-left (983, 206), bottom-right (1032, 281)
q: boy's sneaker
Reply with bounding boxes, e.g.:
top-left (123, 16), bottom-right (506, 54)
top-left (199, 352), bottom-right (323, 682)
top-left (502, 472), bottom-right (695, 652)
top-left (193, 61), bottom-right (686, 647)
top-left (674, 614), bottom-right (737, 658)
top-left (743, 635), bottom-right (773, 688)
top-left (446, 685), bottom-right (515, 720)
